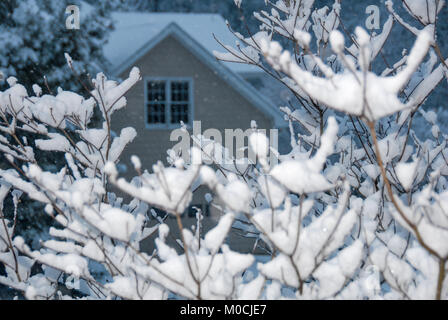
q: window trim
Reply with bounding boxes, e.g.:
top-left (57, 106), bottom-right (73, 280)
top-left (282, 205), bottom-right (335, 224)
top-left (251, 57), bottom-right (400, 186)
top-left (144, 77), bottom-right (194, 130)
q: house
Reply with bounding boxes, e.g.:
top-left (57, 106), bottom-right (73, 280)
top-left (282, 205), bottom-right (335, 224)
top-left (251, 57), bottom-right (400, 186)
top-left (104, 12), bottom-right (287, 252)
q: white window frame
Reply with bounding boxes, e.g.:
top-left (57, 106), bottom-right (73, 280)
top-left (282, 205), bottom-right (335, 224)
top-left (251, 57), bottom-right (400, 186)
top-left (144, 77), bottom-right (194, 129)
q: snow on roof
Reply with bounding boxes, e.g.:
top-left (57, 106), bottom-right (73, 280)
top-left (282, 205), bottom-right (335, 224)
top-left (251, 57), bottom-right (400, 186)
top-left (104, 12), bottom-right (260, 75)
top-left (80, 1), bottom-right (95, 16)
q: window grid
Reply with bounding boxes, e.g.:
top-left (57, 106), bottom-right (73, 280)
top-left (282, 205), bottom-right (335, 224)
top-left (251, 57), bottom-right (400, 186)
top-left (147, 103), bottom-right (165, 124)
top-left (146, 79), bottom-right (192, 128)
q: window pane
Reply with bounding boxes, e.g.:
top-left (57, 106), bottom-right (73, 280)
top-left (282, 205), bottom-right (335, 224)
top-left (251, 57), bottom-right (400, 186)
top-left (151, 207), bottom-right (166, 218)
top-left (171, 81), bottom-right (189, 102)
top-left (186, 204), bottom-right (208, 218)
top-left (148, 103), bottom-right (165, 124)
top-left (148, 81), bottom-right (166, 102)
top-left (187, 205), bottom-right (198, 218)
top-left (203, 204), bottom-right (210, 217)
top-left (171, 103), bottom-right (188, 124)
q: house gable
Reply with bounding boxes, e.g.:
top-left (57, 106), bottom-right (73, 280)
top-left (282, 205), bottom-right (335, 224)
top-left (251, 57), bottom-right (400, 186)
top-left (112, 22), bottom-right (285, 128)
top-left (109, 24), bottom-right (282, 254)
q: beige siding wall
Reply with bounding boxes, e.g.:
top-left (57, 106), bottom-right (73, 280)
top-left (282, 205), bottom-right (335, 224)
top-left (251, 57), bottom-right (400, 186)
top-left (111, 35), bottom-right (273, 253)
top-left (112, 35), bottom-right (273, 171)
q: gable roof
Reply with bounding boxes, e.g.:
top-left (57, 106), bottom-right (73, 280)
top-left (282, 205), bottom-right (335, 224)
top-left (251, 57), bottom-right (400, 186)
top-left (105, 12), bottom-right (260, 75)
top-left (104, 13), bottom-right (286, 128)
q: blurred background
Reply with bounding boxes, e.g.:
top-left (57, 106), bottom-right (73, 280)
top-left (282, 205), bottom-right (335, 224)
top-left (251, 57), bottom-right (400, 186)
top-left (0, 0), bottom-right (446, 298)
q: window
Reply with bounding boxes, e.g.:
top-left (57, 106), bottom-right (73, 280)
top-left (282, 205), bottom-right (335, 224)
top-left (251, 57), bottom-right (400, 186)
top-left (186, 204), bottom-right (210, 218)
top-left (151, 204), bottom-right (210, 219)
top-left (145, 78), bottom-right (193, 128)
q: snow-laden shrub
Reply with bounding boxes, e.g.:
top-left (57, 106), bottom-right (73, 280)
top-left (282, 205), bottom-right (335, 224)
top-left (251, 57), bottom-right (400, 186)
top-left (0, 0), bottom-right (447, 299)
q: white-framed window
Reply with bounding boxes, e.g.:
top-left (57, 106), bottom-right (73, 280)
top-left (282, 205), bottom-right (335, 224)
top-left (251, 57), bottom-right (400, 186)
top-left (144, 77), bottom-right (193, 129)
top-left (151, 203), bottom-right (210, 219)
